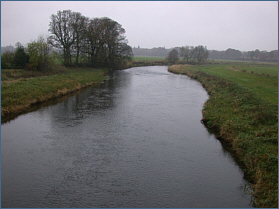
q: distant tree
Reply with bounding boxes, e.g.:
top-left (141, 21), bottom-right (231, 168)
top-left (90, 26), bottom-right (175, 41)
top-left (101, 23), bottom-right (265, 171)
top-left (208, 50), bottom-right (225, 60)
top-left (269, 50), bottom-right (278, 62)
top-left (224, 48), bottom-right (242, 60)
top-left (27, 36), bottom-right (54, 71)
top-left (1, 45), bottom-right (16, 53)
top-left (132, 47), bottom-right (169, 57)
top-left (254, 49), bottom-right (260, 59)
top-left (259, 50), bottom-right (268, 61)
top-left (192, 45), bottom-right (208, 63)
top-left (180, 46), bottom-right (191, 62)
top-left (248, 51), bottom-right (255, 60)
top-left (167, 49), bottom-right (179, 65)
top-left (12, 43), bottom-right (29, 68)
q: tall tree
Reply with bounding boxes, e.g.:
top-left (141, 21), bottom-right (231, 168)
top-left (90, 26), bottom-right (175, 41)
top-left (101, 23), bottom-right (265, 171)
top-left (81, 17), bottom-right (132, 69)
top-left (101, 17), bottom-right (127, 68)
top-left (192, 45), bottom-right (208, 63)
top-left (48, 10), bottom-right (76, 66)
top-left (82, 17), bottom-right (105, 67)
top-left (71, 12), bottom-right (87, 65)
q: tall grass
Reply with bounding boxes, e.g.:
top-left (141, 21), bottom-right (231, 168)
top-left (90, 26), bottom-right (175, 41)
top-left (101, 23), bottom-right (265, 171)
top-left (168, 64), bottom-right (278, 208)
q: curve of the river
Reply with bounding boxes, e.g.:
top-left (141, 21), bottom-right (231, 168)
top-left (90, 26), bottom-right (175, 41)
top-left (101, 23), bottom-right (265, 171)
top-left (1, 66), bottom-right (252, 207)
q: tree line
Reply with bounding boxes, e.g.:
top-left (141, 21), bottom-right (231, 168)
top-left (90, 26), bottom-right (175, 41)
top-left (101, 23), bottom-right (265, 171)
top-left (132, 46), bottom-right (169, 57)
top-left (208, 48), bottom-right (278, 62)
top-left (1, 10), bottom-right (133, 71)
top-left (132, 47), bottom-right (278, 63)
top-left (166, 45), bottom-right (209, 65)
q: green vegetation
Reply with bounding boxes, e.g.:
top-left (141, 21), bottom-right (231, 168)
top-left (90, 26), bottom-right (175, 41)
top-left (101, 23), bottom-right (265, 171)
top-left (168, 63), bottom-right (278, 208)
top-left (27, 36), bottom-right (54, 71)
top-left (1, 67), bottom-right (109, 120)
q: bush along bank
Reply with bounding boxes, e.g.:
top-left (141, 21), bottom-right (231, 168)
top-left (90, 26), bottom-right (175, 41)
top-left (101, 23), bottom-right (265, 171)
top-left (168, 65), bottom-right (278, 208)
top-left (1, 68), bottom-right (109, 122)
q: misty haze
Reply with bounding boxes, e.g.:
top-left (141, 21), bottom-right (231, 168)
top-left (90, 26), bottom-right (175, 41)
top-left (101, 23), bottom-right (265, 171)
top-left (1, 1), bottom-right (278, 208)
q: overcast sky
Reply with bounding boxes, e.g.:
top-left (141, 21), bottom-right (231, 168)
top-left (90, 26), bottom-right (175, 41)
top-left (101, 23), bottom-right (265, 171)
top-left (1, 1), bottom-right (278, 51)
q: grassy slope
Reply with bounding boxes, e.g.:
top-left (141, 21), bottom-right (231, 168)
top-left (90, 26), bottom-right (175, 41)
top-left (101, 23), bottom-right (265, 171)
top-left (168, 63), bottom-right (278, 208)
top-left (1, 68), bottom-right (109, 119)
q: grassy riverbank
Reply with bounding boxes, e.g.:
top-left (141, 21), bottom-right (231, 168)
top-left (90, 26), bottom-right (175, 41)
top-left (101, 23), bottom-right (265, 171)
top-left (168, 63), bottom-right (278, 208)
top-left (1, 67), bottom-right (109, 120)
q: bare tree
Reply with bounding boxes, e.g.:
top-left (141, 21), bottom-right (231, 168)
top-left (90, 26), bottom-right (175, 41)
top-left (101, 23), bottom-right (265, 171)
top-left (71, 12), bottom-right (87, 65)
top-left (48, 10), bottom-right (76, 66)
top-left (192, 45), bottom-right (208, 64)
top-left (180, 46), bottom-right (191, 62)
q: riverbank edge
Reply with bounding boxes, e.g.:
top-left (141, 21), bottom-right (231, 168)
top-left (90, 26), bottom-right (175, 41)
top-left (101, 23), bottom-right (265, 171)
top-left (1, 68), bottom-right (109, 122)
top-left (168, 65), bottom-right (278, 208)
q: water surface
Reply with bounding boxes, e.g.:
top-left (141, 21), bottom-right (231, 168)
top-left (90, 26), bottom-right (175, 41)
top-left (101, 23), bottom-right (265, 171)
top-left (1, 66), bottom-right (252, 207)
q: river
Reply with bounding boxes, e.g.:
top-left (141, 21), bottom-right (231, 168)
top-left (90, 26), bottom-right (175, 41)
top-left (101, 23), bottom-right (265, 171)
top-left (1, 66), bottom-right (252, 208)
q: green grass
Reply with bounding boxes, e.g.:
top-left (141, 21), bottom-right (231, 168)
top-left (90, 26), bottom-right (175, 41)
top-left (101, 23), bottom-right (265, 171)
top-left (1, 67), bottom-right (109, 119)
top-left (193, 64), bottom-right (278, 105)
top-left (168, 63), bottom-right (278, 208)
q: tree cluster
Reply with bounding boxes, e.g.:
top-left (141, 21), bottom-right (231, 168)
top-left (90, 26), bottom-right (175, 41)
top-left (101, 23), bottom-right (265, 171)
top-left (48, 10), bottom-right (133, 69)
top-left (1, 10), bottom-right (133, 71)
top-left (166, 45), bottom-right (209, 65)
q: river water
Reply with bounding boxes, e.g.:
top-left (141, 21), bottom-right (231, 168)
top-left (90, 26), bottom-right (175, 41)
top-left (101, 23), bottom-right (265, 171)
top-left (1, 66), bottom-right (252, 208)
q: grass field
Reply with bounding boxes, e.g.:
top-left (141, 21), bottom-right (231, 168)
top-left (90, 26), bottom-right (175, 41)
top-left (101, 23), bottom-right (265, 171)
top-left (1, 67), bottom-right (109, 120)
top-left (168, 62), bottom-right (278, 208)
top-left (191, 64), bottom-right (278, 105)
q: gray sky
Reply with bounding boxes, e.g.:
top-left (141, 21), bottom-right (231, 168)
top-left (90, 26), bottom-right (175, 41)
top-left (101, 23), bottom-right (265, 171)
top-left (1, 1), bottom-right (278, 51)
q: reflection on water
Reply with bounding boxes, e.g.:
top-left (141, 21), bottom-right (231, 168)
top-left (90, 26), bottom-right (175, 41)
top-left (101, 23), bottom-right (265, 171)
top-left (1, 66), bottom-right (252, 208)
